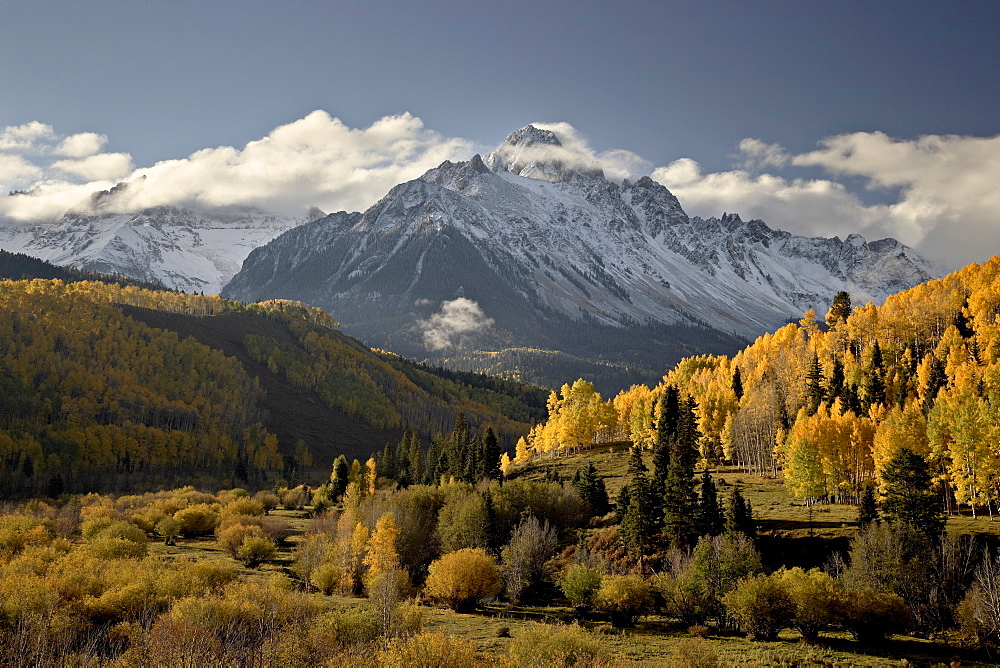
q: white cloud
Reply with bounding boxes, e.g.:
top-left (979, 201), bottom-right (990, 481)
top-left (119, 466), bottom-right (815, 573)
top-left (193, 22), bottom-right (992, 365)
top-left (54, 132), bottom-right (108, 158)
top-left (0, 122), bottom-right (56, 152)
top-left (653, 132), bottom-right (1000, 268)
top-left (51, 152), bottom-right (134, 181)
top-left (420, 298), bottom-right (494, 350)
top-left (0, 111), bottom-right (475, 221)
top-left (651, 158), bottom-right (885, 241)
top-left (735, 138), bottom-right (790, 170)
top-left (0, 154), bottom-right (44, 189)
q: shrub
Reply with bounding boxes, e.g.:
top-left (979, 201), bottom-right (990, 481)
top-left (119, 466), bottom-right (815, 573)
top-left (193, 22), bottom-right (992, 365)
top-left (253, 490), bottom-right (280, 514)
top-left (560, 563), bottom-right (603, 613)
top-left (221, 497), bottom-right (265, 518)
top-left (424, 548), bottom-right (501, 612)
top-left (237, 535), bottom-right (278, 568)
top-left (777, 567), bottom-right (837, 642)
top-left (155, 517), bottom-right (181, 545)
top-left (722, 573), bottom-right (794, 641)
top-left (652, 551), bottom-right (711, 627)
top-left (377, 632), bottom-right (479, 667)
top-left (217, 523), bottom-right (263, 559)
top-left (310, 562), bottom-right (341, 595)
top-left (173, 504), bottom-right (219, 537)
top-left (507, 622), bottom-right (607, 667)
top-left (593, 574), bottom-right (652, 626)
top-left (835, 586), bottom-right (911, 644)
top-left (308, 607), bottom-right (381, 648)
top-left (501, 515), bottom-right (559, 602)
top-left (86, 536), bottom-right (149, 559)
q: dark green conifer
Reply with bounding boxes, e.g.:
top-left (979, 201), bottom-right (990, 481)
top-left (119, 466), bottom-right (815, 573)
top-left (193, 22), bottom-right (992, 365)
top-left (880, 447), bottom-right (945, 542)
top-left (661, 396), bottom-right (700, 549)
top-left (857, 483), bottom-right (879, 529)
top-left (575, 462), bottom-right (611, 517)
top-left (480, 426), bottom-right (502, 481)
top-left (696, 470), bottom-right (724, 537)
top-left (724, 487), bottom-right (756, 539)
top-left (619, 445), bottom-right (652, 559)
top-left (806, 353), bottom-right (824, 415)
top-left (330, 454), bottom-right (350, 499)
top-left (731, 367), bottom-right (744, 401)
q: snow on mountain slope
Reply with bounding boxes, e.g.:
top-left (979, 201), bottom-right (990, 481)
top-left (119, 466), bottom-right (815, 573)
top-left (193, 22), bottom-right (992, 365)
top-left (0, 206), bottom-right (307, 293)
top-left (225, 125), bottom-right (943, 351)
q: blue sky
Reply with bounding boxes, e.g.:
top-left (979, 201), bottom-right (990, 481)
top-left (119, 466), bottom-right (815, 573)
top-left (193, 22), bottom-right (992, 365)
top-left (1, 0), bottom-right (998, 267)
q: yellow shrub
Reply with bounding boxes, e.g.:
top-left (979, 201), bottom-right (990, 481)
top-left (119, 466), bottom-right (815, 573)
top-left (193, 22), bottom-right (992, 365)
top-left (424, 548), bottom-right (501, 612)
top-left (377, 632), bottom-right (479, 667)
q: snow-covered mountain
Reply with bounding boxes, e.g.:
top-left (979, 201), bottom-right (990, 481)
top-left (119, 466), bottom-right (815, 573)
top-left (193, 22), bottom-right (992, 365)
top-left (222, 125), bottom-right (944, 387)
top-left (0, 205), bottom-right (309, 293)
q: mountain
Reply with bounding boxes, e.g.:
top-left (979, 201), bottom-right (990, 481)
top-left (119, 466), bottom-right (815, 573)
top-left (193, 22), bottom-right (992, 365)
top-left (223, 125), bottom-right (943, 391)
top-left (0, 204), bottom-right (310, 294)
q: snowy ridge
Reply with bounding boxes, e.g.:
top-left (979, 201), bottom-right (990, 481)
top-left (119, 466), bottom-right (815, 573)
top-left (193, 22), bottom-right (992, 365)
top-left (0, 206), bottom-right (306, 293)
top-left (224, 125), bottom-right (944, 356)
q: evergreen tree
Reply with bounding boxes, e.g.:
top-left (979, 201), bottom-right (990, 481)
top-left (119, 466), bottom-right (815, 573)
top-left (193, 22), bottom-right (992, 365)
top-left (857, 483), bottom-right (879, 529)
top-left (394, 433), bottom-right (412, 486)
top-left (864, 342), bottom-right (887, 407)
top-left (619, 445), bottom-right (652, 559)
top-left (826, 290), bottom-right (852, 328)
top-left (731, 367), bottom-right (744, 402)
top-left (725, 487), bottom-right (756, 540)
top-left (651, 386), bottom-right (680, 522)
top-left (922, 353), bottom-right (947, 413)
top-left (407, 433), bottom-right (423, 486)
top-left (661, 396), bottom-right (700, 549)
top-left (330, 454), bottom-right (350, 499)
top-left (806, 354), bottom-right (824, 415)
top-left (880, 447), bottom-right (945, 542)
top-left (827, 358), bottom-right (846, 404)
top-left (480, 426), bottom-right (502, 481)
top-left (574, 462), bottom-right (611, 517)
top-left (696, 470), bottom-right (725, 537)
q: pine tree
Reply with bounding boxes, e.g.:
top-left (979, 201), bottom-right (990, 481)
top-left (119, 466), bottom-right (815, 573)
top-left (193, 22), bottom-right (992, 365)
top-left (922, 353), bottom-right (947, 413)
top-left (732, 367), bottom-right (744, 402)
top-left (806, 354), bottom-right (824, 415)
top-left (619, 445), bottom-right (652, 559)
top-left (662, 396), bottom-right (700, 549)
top-left (857, 483), bottom-right (879, 529)
top-left (725, 487), bottom-right (756, 539)
top-left (696, 470), bottom-right (724, 537)
top-left (827, 358), bottom-right (846, 405)
top-left (574, 462), bottom-right (611, 517)
top-left (880, 447), bottom-right (945, 542)
top-left (651, 385), bottom-right (680, 523)
top-left (331, 454), bottom-right (350, 499)
top-left (394, 433), bottom-right (412, 486)
top-left (826, 290), bottom-right (852, 329)
top-left (480, 426), bottom-right (502, 481)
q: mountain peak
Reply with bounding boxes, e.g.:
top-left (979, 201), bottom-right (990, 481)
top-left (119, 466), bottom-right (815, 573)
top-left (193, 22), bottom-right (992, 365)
top-left (498, 124), bottom-right (563, 149)
top-left (484, 124), bottom-right (603, 184)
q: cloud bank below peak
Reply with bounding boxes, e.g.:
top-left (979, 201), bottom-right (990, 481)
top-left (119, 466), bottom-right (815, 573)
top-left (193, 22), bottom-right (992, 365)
top-left (0, 113), bottom-right (996, 268)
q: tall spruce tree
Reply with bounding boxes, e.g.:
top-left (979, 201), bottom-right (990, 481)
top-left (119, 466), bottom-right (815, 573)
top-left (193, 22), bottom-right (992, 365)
top-left (480, 426), bottom-right (502, 481)
top-left (661, 396), bottom-right (700, 549)
top-left (857, 483), bottom-right (879, 529)
top-left (330, 454), bottom-right (350, 499)
top-left (806, 354), bottom-right (825, 415)
top-left (619, 445), bottom-right (652, 559)
top-left (574, 462), bottom-right (611, 517)
top-left (731, 367), bottom-right (744, 401)
top-left (696, 470), bottom-right (725, 537)
top-left (651, 385), bottom-right (680, 523)
top-left (826, 290), bottom-right (852, 328)
top-left (725, 487), bottom-right (756, 539)
top-left (880, 447), bottom-right (945, 542)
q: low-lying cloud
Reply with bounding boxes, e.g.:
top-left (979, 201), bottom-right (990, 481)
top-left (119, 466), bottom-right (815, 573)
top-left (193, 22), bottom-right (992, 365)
top-left (653, 132), bottom-right (1000, 268)
top-left (0, 111), bottom-right (474, 221)
top-left (420, 298), bottom-right (494, 350)
top-left (1, 114), bottom-right (996, 268)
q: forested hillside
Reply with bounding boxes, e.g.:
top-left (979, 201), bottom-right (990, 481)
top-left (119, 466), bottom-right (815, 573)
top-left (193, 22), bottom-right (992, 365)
top-left (511, 256), bottom-right (1000, 517)
top-left (0, 277), bottom-right (547, 497)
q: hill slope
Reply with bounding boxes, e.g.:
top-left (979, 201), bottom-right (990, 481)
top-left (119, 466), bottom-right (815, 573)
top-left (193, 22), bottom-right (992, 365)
top-left (0, 271), bottom-right (547, 496)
